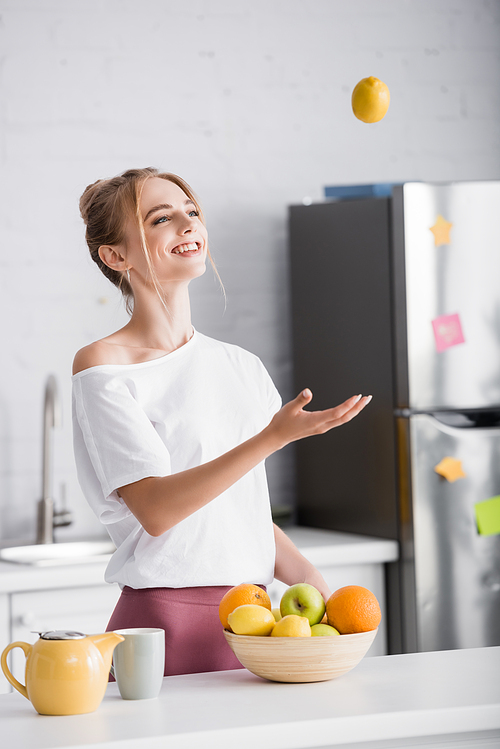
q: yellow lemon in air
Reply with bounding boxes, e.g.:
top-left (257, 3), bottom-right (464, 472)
top-left (227, 604), bottom-right (276, 636)
top-left (270, 614), bottom-right (311, 637)
top-left (351, 77), bottom-right (390, 123)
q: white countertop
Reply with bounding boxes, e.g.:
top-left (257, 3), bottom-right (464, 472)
top-left (282, 526), bottom-right (399, 566)
top-left (0, 527), bottom-right (399, 594)
top-left (0, 558), bottom-right (113, 594)
top-left (2, 646), bottom-right (498, 749)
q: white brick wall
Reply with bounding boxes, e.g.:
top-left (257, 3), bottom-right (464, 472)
top-left (0, 0), bottom-right (499, 541)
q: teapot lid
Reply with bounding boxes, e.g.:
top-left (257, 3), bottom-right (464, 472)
top-left (37, 630), bottom-right (86, 640)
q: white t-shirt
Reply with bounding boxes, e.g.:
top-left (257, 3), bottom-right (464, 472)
top-left (72, 329), bottom-right (282, 590)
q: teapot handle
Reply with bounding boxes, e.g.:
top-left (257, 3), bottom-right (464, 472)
top-left (1, 641), bottom-right (31, 699)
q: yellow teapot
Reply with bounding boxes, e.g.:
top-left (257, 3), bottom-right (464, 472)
top-left (1, 629), bottom-right (124, 715)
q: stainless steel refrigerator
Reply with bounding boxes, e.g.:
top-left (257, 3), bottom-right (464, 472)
top-left (288, 181), bottom-right (500, 654)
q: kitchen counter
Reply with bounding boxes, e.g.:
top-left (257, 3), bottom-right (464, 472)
top-left (1, 646), bottom-right (499, 749)
top-left (281, 526), bottom-right (399, 566)
top-left (0, 527), bottom-right (399, 594)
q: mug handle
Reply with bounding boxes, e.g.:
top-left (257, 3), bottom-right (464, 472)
top-left (1, 642), bottom-right (31, 699)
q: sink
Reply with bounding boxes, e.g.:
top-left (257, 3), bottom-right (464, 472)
top-left (0, 540), bottom-right (116, 566)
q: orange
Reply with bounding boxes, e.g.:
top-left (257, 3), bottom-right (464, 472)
top-left (351, 77), bottom-right (390, 123)
top-left (326, 585), bottom-right (381, 634)
top-left (219, 584), bottom-right (272, 630)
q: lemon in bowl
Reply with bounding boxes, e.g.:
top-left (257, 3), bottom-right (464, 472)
top-left (227, 605), bottom-right (276, 637)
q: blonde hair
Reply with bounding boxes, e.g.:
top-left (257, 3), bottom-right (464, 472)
top-left (79, 167), bottom-right (222, 314)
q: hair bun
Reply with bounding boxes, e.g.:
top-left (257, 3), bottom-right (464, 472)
top-left (79, 179), bottom-right (105, 224)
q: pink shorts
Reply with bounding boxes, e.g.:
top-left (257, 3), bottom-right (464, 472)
top-left (106, 585), bottom-right (252, 677)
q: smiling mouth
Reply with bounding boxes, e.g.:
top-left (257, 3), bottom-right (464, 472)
top-left (171, 242), bottom-right (201, 254)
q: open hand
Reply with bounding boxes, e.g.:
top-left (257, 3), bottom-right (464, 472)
top-left (267, 389), bottom-right (372, 450)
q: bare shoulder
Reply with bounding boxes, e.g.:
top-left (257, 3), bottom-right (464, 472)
top-left (72, 330), bottom-right (167, 374)
top-left (72, 340), bottom-right (120, 375)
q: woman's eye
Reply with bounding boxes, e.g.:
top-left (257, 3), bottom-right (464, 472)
top-left (153, 210), bottom-right (198, 225)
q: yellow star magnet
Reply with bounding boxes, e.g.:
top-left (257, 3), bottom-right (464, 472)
top-left (430, 215), bottom-right (453, 246)
top-left (434, 457), bottom-right (466, 483)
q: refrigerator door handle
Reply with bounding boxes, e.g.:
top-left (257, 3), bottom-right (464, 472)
top-left (395, 408), bottom-right (500, 429)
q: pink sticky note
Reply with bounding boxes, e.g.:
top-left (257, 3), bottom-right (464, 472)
top-left (432, 313), bottom-right (465, 353)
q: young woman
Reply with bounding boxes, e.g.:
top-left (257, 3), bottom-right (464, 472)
top-left (72, 167), bottom-right (371, 676)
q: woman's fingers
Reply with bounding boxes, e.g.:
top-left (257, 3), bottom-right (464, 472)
top-left (321, 394), bottom-right (372, 427)
top-left (299, 393), bottom-right (372, 436)
top-left (297, 388), bottom-right (313, 407)
top-left (301, 392), bottom-right (364, 419)
top-left (270, 390), bottom-right (372, 447)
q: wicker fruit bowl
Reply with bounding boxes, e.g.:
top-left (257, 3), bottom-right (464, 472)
top-left (223, 627), bottom-right (377, 683)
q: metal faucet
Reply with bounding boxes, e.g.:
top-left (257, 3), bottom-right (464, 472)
top-left (36, 374), bottom-right (73, 544)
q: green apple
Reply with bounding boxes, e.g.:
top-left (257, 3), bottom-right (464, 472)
top-left (311, 623), bottom-right (340, 636)
top-left (280, 583), bottom-right (326, 626)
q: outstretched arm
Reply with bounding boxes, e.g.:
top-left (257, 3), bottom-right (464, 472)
top-left (118, 390), bottom-right (371, 537)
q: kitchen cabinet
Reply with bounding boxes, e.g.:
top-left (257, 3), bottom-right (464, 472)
top-left (1, 583), bottom-right (120, 693)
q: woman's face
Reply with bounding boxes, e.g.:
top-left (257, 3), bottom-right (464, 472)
top-left (126, 176), bottom-right (208, 286)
